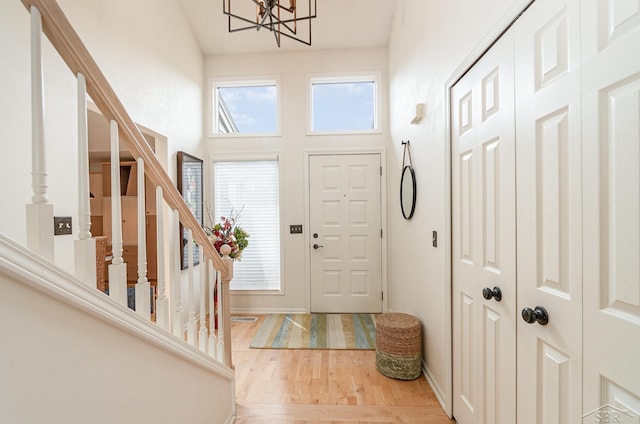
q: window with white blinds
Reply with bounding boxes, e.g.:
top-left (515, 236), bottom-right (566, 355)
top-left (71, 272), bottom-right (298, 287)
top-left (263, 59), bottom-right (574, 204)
top-left (213, 160), bottom-right (281, 291)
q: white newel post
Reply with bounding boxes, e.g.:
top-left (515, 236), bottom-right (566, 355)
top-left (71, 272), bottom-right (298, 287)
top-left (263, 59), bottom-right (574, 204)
top-left (135, 158), bottom-right (151, 318)
top-left (74, 73), bottom-right (96, 286)
top-left (107, 120), bottom-right (127, 306)
top-left (208, 259), bottom-right (218, 359)
top-left (155, 187), bottom-right (169, 331)
top-left (26, 6), bottom-right (54, 262)
top-left (186, 229), bottom-right (197, 346)
top-left (198, 248), bottom-right (208, 354)
top-left (219, 244), bottom-right (233, 367)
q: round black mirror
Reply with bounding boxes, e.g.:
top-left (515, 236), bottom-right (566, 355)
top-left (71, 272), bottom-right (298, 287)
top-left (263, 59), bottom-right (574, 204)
top-left (400, 165), bottom-right (416, 219)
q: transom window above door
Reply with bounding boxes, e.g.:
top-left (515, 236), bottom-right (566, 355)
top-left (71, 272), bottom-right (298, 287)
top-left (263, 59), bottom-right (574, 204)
top-left (211, 78), bottom-right (280, 136)
top-left (309, 74), bottom-right (381, 134)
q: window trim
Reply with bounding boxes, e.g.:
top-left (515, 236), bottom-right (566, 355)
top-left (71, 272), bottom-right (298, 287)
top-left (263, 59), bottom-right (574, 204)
top-left (307, 72), bottom-right (382, 136)
top-left (209, 152), bottom-right (285, 295)
top-left (209, 76), bottom-right (282, 138)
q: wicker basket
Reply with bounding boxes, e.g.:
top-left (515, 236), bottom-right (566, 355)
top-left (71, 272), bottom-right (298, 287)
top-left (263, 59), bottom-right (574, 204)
top-left (376, 313), bottom-right (422, 380)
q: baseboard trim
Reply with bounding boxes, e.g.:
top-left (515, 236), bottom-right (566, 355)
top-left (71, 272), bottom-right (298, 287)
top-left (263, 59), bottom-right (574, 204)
top-left (423, 360), bottom-right (451, 419)
top-left (231, 307), bottom-right (307, 315)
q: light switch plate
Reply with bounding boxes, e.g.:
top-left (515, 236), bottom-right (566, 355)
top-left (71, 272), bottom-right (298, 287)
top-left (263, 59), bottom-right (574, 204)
top-left (54, 216), bottom-right (72, 235)
top-left (290, 225), bottom-right (303, 234)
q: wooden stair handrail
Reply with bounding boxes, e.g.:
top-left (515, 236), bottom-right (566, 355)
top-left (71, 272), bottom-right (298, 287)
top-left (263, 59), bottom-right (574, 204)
top-left (20, 0), bottom-right (229, 279)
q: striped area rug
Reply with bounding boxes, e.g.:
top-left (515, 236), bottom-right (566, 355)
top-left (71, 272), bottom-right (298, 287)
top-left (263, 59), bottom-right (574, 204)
top-left (250, 314), bottom-right (378, 350)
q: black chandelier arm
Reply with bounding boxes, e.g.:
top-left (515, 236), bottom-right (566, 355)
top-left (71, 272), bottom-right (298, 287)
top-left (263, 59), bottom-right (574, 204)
top-left (228, 24), bottom-right (311, 46)
top-left (223, 0), bottom-right (316, 19)
top-left (223, 0), bottom-right (315, 47)
top-left (223, 10), bottom-right (314, 26)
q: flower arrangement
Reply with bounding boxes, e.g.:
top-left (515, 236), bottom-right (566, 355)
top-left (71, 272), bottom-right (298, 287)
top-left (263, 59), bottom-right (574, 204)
top-left (204, 208), bottom-right (249, 261)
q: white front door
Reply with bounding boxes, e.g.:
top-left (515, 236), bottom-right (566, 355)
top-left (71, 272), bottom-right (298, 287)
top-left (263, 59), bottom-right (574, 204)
top-left (581, 0), bottom-right (640, 418)
top-left (451, 31), bottom-right (517, 424)
top-left (309, 154), bottom-right (382, 313)
top-left (513, 0), bottom-right (584, 422)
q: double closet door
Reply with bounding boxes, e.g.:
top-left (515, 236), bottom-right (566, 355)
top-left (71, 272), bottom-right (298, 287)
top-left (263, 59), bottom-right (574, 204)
top-left (452, 0), bottom-right (640, 422)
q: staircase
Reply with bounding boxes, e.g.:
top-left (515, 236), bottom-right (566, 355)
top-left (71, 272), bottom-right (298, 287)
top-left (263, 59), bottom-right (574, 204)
top-left (0, 1), bottom-right (236, 422)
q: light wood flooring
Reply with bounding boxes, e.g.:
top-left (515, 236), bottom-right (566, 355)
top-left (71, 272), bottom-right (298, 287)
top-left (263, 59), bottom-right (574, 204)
top-left (231, 315), bottom-right (455, 424)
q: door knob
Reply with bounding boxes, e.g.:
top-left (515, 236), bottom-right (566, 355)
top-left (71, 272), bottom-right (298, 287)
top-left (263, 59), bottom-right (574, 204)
top-left (521, 306), bottom-right (549, 325)
top-left (482, 286), bottom-right (502, 301)
top-left (313, 243), bottom-right (324, 249)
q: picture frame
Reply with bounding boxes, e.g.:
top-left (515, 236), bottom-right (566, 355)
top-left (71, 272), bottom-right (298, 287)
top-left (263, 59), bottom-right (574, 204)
top-left (177, 151), bottom-right (203, 269)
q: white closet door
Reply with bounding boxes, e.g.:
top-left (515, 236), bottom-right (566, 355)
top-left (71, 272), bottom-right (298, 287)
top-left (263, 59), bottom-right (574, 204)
top-left (451, 31), bottom-right (517, 424)
top-left (513, 0), bottom-right (583, 422)
top-left (581, 0), bottom-right (640, 419)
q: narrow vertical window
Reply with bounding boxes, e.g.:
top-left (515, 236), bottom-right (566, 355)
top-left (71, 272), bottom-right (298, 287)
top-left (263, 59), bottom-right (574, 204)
top-left (213, 160), bottom-right (281, 290)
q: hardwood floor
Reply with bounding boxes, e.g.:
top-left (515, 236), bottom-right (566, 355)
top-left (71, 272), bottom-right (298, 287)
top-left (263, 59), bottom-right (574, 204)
top-left (231, 315), bottom-right (455, 424)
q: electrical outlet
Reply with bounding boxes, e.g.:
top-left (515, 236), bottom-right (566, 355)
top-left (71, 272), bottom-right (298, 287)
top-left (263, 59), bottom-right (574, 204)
top-left (54, 216), bottom-right (72, 235)
top-left (290, 225), bottom-right (303, 234)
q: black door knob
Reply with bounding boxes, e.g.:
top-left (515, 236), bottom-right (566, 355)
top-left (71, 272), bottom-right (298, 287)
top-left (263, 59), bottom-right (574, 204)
top-left (482, 286), bottom-right (502, 301)
top-left (521, 306), bottom-right (549, 325)
top-left (313, 243), bottom-right (324, 249)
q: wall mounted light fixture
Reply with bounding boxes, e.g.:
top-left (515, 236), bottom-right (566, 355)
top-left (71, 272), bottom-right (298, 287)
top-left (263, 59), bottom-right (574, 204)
top-left (411, 103), bottom-right (424, 124)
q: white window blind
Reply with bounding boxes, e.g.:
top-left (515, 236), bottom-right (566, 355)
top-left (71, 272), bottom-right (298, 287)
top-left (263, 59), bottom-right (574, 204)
top-left (213, 160), bottom-right (281, 291)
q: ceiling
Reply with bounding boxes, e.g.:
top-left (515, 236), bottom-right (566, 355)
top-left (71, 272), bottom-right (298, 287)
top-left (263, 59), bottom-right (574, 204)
top-left (176, 0), bottom-right (397, 56)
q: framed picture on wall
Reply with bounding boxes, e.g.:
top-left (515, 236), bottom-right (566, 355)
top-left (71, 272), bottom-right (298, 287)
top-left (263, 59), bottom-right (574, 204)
top-left (177, 151), bottom-right (203, 269)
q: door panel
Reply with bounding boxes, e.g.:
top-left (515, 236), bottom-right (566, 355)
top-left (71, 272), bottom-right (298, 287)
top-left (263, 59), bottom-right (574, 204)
top-left (309, 154), bottom-right (382, 313)
top-left (582, 0), bottom-right (640, 416)
top-left (452, 30), bottom-right (516, 424)
top-left (514, 0), bottom-right (582, 422)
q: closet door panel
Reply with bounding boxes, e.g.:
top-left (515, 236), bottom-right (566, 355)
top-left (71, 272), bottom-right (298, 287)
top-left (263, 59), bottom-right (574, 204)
top-left (452, 31), bottom-right (516, 424)
top-left (582, 0), bottom-right (640, 418)
top-left (514, 0), bottom-right (583, 422)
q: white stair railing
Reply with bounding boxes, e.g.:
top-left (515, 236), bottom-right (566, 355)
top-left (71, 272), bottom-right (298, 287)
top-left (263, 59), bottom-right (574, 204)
top-left (20, 0), bottom-right (234, 369)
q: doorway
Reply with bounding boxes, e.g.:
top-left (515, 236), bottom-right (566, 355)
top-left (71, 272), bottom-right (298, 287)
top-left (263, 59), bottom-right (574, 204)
top-left (308, 153), bottom-right (383, 313)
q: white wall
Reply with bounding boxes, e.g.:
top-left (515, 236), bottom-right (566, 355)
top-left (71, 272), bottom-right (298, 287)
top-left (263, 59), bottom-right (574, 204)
top-left (386, 0), bottom-right (521, 414)
top-left (0, 260), bottom-right (233, 423)
top-left (0, 0), bottom-right (204, 274)
top-left (205, 49), bottom-right (389, 313)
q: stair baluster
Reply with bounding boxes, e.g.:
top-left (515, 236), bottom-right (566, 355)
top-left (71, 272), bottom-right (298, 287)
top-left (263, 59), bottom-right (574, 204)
top-left (135, 157), bottom-right (151, 318)
top-left (74, 72), bottom-right (97, 286)
top-left (208, 259), bottom-right (218, 359)
top-left (108, 120), bottom-right (127, 306)
top-left (171, 209), bottom-right (184, 339)
top-left (199, 247), bottom-right (208, 353)
top-left (26, 5), bottom-right (54, 261)
top-left (186, 229), bottom-right (197, 346)
top-left (155, 186), bottom-right (170, 331)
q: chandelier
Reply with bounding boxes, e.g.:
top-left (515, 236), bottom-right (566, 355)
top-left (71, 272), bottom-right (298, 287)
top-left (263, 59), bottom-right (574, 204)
top-left (223, 0), bottom-right (317, 47)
